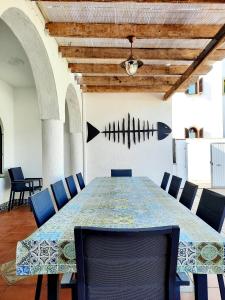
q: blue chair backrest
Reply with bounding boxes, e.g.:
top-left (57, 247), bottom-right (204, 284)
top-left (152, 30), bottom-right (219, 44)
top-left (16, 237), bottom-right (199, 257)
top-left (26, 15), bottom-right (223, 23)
top-left (76, 173), bottom-right (85, 190)
top-left (30, 189), bottom-right (55, 228)
top-left (168, 175), bottom-right (182, 199)
top-left (51, 180), bottom-right (69, 210)
top-left (196, 189), bottom-right (225, 232)
top-left (65, 175), bottom-right (78, 198)
top-left (74, 226), bottom-right (180, 300)
top-left (8, 168), bottom-right (26, 191)
top-left (160, 172), bottom-right (170, 190)
top-left (9, 167), bottom-right (24, 181)
top-left (111, 169), bottom-right (132, 177)
top-left (179, 181), bottom-right (198, 210)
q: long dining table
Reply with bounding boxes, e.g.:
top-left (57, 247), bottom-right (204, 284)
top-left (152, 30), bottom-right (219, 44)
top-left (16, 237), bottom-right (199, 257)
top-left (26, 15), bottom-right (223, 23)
top-left (16, 177), bottom-right (225, 299)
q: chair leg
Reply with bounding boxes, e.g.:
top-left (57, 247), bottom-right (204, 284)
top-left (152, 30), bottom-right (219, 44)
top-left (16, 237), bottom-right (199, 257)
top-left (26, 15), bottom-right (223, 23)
top-left (193, 274), bottom-right (208, 300)
top-left (175, 286), bottom-right (181, 300)
top-left (8, 190), bottom-right (13, 211)
top-left (218, 274), bottom-right (225, 300)
top-left (71, 284), bottom-right (77, 300)
top-left (21, 191), bottom-right (25, 205)
top-left (35, 275), bottom-right (43, 300)
top-left (10, 191), bottom-right (15, 211)
top-left (19, 192), bottom-right (23, 206)
top-left (47, 274), bottom-right (59, 300)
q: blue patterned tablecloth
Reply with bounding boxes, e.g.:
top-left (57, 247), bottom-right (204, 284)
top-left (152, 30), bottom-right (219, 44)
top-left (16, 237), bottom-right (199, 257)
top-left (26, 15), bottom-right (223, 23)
top-left (16, 177), bottom-right (225, 275)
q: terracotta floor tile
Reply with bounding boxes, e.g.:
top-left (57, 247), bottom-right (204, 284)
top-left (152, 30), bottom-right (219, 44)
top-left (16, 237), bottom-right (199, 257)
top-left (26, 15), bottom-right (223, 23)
top-left (1, 285), bottom-right (36, 300)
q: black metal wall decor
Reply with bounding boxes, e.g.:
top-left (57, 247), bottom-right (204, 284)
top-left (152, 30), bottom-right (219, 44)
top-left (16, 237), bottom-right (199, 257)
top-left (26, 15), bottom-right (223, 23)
top-left (87, 113), bottom-right (172, 149)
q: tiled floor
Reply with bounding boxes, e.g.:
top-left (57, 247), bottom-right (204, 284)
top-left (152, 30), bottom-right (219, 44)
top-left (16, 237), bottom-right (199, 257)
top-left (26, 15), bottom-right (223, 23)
top-left (0, 197), bottom-right (224, 300)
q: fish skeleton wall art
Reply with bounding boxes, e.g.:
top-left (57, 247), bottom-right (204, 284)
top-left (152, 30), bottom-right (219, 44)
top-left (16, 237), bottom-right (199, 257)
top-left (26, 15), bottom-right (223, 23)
top-left (87, 113), bottom-right (172, 149)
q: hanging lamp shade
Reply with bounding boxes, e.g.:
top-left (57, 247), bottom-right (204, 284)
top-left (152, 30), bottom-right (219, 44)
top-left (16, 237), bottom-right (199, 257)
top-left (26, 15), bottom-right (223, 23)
top-left (121, 36), bottom-right (143, 76)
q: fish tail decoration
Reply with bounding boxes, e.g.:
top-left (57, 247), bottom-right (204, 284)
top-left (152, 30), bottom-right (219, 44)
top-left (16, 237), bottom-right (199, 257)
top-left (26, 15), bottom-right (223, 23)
top-left (87, 113), bottom-right (172, 148)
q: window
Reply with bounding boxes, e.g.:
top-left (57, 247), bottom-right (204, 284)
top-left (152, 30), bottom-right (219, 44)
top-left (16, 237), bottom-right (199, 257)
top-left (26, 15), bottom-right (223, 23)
top-left (185, 78), bottom-right (203, 95)
top-left (0, 122), bottom-right (3, 174)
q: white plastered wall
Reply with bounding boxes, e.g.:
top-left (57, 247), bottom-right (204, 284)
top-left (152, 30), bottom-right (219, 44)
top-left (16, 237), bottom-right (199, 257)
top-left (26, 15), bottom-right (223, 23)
top-left (84, 93), bottom-right (172, 185)
top-left (172, 61), bottom-right (224, 139)
top-left (0, 80), bottom-right (15, 203)
top-left (14, 88), bottom-right (42, 177)
top-left (0, 83), bottom-right (42, 205)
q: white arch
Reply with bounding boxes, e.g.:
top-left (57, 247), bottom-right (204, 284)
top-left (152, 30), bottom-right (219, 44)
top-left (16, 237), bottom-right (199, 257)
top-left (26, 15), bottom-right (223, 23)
top-left (1, 7), bottom-right (60, 119)
top-left (65, 83), bottom-right (82, 134)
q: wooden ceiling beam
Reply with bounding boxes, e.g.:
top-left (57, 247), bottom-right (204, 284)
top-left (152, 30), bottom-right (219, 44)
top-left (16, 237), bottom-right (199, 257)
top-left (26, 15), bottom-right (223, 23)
top-left (61, 47), bottom-right (225, 60)
top-left (164, 24), bottom-right (225, 100)
top-left (81, 85), bottom-right (172, 93)
top-left (47, 23), bottom-right (222, 39)
top-left (78, 76), bottom-right (182, 86)
top-left (38, 1), bottom-right (225, 3)
top-left (69, 63), bottom-right (212, 76)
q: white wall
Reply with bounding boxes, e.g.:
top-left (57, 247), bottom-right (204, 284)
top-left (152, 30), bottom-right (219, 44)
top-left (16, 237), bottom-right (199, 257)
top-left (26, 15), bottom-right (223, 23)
top-left (172, 62), bottom-right (224, 139)
top-left (14, 87), bottom-right (42, 177)
top-left (0, 81), bottom-right (42, 205)
top-left (0, 79), bottom-right (14, 203)
top-left (84, 93), bottom-right (173, 185)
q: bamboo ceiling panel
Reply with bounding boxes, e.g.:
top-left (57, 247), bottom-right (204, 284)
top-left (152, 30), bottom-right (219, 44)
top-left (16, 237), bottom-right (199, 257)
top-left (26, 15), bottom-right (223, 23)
top-left (66, 58), bottom-right (195, 65)
top-left (55, 37), bottom-right (211, 48)
top-left (56, 37), bottom-right (225, 49)
top-left (39, 2), bottom-right (225, 24)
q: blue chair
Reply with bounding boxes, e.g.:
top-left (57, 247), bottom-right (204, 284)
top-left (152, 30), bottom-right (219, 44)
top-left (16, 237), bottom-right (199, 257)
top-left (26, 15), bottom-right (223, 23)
top-left (8, 167), bottom-right (42, 211)
top-left (51, 180), bottom-right (69, 210)
top-left (74, 226), bottom-right (180, 300)
top-left (160, 172), bottom-right (170, 190)
top-left (111, 169), bottom-right (132, 177)
top-left (65, 176), bottom-right (78, 199)
top-left (30, 189), bottom-right (56, 300)
top-left (30, 188), bottom-right (55, 229)
top-left (179, 181), bottom-right (198, 210)
top-left (76, 172), bottom-right (85, 190)
top-left (195, 189), bottom-right (225, 300)
top-left (168, 175), bottom-right (182, 199)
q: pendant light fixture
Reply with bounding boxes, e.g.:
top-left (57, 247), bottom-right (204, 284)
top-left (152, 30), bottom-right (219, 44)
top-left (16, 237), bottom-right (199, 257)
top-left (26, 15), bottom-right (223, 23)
top-left (121, 36), bottom-right (143, 76)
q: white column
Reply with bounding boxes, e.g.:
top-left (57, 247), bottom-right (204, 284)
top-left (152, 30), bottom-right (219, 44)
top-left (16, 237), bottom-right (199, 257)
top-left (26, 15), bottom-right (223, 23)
top-left (42, 119), bottom-right (64, 187)
top-left (70, 132), bottom-right (83, 175)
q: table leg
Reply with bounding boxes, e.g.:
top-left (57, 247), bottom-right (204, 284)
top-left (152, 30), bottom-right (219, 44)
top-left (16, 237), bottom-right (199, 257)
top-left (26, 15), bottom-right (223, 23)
top-left (47, 274), bottom-right (60, 300)
top-left (217, 274), bottom-right (225, 300)
top-left (193, 274), bottom-right (208, 300)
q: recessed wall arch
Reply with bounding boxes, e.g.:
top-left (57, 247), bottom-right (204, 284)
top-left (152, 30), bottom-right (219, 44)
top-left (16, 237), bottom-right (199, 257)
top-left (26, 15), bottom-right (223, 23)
top-left (64, 83), bottom-right (83, 176)
top-left (65, 83), bottom-right (82, 134)
top-left (1, 7), bottom-right (60, 120)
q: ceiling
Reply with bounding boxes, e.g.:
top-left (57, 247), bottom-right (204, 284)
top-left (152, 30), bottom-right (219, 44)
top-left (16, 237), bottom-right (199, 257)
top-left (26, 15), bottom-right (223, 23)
top-left (0, 20), bottom-right (35, 88)
top-left (35, 1), bottom-right (225, 98)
